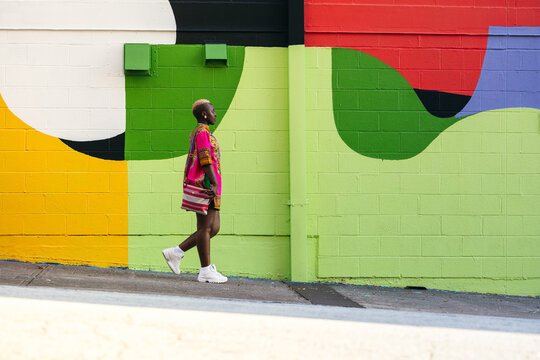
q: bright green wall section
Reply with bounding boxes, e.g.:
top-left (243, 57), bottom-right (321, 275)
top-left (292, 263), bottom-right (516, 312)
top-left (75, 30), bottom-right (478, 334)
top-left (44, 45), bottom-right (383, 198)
top-left (332, 47), bottom-right (460, 160)
top-left (125, 45), bottom-right (244, 160)
top-left (128, 47), bottom-right (291, 279)
top-left (288, 45), bottom-right (308, 281)
top-left (307, 47), bottom-right (540, 296)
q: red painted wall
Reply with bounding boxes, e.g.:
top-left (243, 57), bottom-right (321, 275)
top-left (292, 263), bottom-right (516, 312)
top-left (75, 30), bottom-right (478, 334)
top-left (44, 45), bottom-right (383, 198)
top-left (305, 0), bottom-right (540, 95)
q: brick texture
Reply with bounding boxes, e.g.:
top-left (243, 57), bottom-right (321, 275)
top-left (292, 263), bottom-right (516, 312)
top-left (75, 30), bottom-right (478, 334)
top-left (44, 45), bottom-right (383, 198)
top-left (307, 47), bottom-right (540, 296)
top-left (0, 97), bottom-right (128, 266)
top-left (127, 47), bottom-right (291, 279)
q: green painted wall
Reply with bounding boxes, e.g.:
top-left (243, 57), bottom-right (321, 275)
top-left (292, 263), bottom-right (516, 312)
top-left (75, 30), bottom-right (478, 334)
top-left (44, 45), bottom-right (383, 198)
top-left (332, 48), bottom-right (460, 160)
top-left (125, 45), bottom-right (244, 160)
top-left (125, 44), bottom-right (540, 296)
top-left (307, 47), bottom-right (540, 296)
top-left (128, 47), bottom-right (291, 279)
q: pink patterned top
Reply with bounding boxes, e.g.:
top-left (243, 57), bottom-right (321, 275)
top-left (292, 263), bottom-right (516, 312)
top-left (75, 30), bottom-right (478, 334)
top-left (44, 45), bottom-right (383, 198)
top-left (183, 123), bottom-right (221, 209)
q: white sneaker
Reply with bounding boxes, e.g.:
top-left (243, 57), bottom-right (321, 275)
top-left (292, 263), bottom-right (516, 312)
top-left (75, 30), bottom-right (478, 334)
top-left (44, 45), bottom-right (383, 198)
top-left (162, 247), bottom-right (184, 275)
top-left (198, 264), bottom-right (228, 283)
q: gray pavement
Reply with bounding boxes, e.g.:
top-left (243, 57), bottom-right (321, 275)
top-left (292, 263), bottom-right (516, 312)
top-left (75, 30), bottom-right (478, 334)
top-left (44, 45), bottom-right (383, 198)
top-left (3, 289), bottom-right (539, 360)
top-left (1, 285), bottom-right (540, 335)
top-left (1, 260), bottom-right (539, 324)
top-left (0, 261), bottom-right (307, 303)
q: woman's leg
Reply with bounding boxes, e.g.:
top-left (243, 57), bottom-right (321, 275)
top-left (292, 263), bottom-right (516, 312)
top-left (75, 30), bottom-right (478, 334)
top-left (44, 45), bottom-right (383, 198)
top-left (195, 209), bottom-right (217, 267)
top-left (178, 229), bottom-right (198, 252)
top-left (178, 208), bottom-right (220, 252)
top-left (210, 210), bottom-right (220, 238)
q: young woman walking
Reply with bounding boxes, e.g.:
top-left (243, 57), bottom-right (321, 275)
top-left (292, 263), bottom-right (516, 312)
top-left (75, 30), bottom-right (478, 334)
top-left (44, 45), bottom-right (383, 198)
top-left (162, 99), bottom-right (227, 283)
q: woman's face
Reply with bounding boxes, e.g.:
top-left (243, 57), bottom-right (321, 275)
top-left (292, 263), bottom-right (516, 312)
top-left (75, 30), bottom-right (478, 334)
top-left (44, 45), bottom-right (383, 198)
top-left (204, 104), bottom-right (217, 125)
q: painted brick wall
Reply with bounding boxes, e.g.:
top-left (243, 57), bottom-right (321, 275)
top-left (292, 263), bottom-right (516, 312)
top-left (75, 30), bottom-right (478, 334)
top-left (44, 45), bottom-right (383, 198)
top-left (307, 47), bottom-right (540, 295)
top-left (0, 92), bottom-right (129, 267)
top-left (0, 0), bottom-right (176, 141)
top-left (0, 0), bottom-right (539, 296)
top-left (304, 0), bottom-right (540, 296)
top-left (0, 0), bottom-right (176, 266)
top-left (127, 47), bottom-right (291, 279)
top-left (305, 0), bottom-right (539, 96)
top-left (0, 1), bottom-right (293, 279)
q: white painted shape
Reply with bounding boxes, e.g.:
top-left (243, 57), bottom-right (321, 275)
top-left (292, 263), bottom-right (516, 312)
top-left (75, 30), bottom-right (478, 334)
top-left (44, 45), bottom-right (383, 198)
top-left (68, 45), bottom-right (112, 66)
top-left (89, 68), bottom-right (125, 88)
top-left (0, 1), bottom-right (177, 31)
top-left (28, 44), bottom-right (70, 65)
top-left (5, 65), bottom-right (92, 88)
top-left (0, 0), bottom-right (176, 141)
top-left (67, 87), bottom-right (111, 109)
top-left (5, 87), bottom-right (70, 108)
top-left (21, 108), bottom-right (90, 130)
top-left (47, 67), bottom-right (91, 88)
top-left (0, 44), bottom-right (27, 64)
top-left (0, 66), bottom-right (5, 87)
top-left (6, 29), bottom-right (98, 44)
top-left (89, 109), bottom-right (125, 132)
top-left (5, 65), bottom-right (49, 87)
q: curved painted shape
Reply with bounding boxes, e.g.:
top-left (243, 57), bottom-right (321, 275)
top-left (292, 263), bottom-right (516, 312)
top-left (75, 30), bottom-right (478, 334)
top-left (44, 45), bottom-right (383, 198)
top-left (167, 0), bottom-right (293, 46)
top-left (413, 89), bottom-right (471, 118)
top-left (124, 45), bottom-right (245, 161)
top-left (0, 0), bottom-right (176, 141)
top-left (0, 93), bottom-right (128, 267)
top-left (306, 1), bottom-right (539, 96)
top-left (332, 47), bottom-right (460, 160)
top-left (457, 27), bottom-right (540, 117)
top-left (61, 133), bottom-right (125, 161)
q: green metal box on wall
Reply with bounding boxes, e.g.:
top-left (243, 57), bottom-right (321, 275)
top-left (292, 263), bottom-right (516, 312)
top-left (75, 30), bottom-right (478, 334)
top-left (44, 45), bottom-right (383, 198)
top-left (124, 43), bottom-right (151, 75)
top-left (205, 44), bottom-right (228, 66)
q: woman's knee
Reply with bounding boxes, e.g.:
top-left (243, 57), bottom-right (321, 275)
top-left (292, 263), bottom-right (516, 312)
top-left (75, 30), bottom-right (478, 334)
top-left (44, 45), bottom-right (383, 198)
top-left (197, 225), bottom-right (212, 237)
top-left (210, 222), bottom-right (220, 238)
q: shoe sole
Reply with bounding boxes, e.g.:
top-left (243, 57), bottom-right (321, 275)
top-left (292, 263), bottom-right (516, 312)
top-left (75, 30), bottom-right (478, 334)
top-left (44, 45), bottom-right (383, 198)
top-left (197, 278), bottom-right (228, 284)
top-left (162, 251), bottom-right (180, 275)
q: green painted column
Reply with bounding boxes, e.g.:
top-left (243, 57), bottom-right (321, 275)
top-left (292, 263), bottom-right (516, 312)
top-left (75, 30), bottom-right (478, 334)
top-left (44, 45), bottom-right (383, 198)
top-left (288, 44), bottom-right (308, 282)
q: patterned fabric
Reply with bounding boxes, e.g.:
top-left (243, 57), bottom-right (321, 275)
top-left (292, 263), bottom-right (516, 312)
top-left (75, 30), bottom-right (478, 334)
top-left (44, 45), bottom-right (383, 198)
top-left (183, 124), bottom-right (221, 211)
top-left (181, 184), bottom-right (211, 215)
top-left (197, 148), bottom-right (212, 166)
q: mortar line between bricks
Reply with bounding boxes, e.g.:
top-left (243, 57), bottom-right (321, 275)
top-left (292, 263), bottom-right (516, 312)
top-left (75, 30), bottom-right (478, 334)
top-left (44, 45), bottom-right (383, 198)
top-left (24, 265), bottom-right (48, 286)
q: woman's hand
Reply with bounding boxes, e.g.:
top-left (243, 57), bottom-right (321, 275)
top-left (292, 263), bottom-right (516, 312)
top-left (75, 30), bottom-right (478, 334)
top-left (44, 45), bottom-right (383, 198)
top-left (205, 183), bottom-right (218, 198)
top-left (201, 164), bottom-right (218, 199)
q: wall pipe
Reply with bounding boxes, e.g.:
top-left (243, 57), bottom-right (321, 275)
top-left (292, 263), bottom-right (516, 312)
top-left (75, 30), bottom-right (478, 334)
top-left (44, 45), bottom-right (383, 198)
top-left (288, 44), bottom-right (308, 282)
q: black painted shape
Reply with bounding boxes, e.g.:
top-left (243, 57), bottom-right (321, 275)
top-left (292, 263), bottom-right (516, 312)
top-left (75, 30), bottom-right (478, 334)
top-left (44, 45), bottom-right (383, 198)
top-left (60, 133), bottom-right (125, 161)
top-left (169, 0), bottom-right (297, 46)
top-left (288, 0), bottom-right (304, 45)
top-left (414, 89), bottom-right (471, 118)
top-left (286, 282), bottom-right (365, 308)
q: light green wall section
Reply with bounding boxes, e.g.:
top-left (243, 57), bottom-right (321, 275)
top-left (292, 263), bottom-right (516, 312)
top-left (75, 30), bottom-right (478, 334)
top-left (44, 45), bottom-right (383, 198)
top-left (306, 47), bottom-right (540, 296)
top-left (128, 47), bottom-right (291, 279)
top-left (288, 45), bottom-right (308, 281)
top-left (127, 45), bottom-right (540, 295)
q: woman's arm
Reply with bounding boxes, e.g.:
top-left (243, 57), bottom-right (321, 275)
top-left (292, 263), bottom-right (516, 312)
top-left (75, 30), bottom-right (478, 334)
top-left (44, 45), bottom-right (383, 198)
top-left (202, 164), bottom-right (218, 198)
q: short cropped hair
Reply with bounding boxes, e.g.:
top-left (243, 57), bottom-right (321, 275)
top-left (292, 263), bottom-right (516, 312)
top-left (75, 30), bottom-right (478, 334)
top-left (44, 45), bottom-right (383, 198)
top-left (192, 99), bottom-right (211, 120)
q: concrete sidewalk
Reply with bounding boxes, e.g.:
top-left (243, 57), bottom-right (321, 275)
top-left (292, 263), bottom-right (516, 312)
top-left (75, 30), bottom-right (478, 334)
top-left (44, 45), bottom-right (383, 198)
top-left (1, 260), bottom-right (539, 320)
top-left (2, 289), bottom-right (539, 360)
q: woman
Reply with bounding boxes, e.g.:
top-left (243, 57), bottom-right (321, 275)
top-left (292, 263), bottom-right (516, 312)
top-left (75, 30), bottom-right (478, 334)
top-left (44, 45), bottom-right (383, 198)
top-left (162, 99), bottom-right (227, 283)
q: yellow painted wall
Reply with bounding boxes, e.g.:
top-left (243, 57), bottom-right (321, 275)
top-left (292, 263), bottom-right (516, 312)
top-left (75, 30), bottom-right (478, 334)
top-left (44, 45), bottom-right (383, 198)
top-left (0, 95), bottom-right (128, 267)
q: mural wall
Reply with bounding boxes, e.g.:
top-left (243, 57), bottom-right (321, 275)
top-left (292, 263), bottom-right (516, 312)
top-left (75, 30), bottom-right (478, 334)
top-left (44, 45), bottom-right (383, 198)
top-left (0, 0), bottom-right (538, 295)
top-left (305, 0), bottom-right (540, 295)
